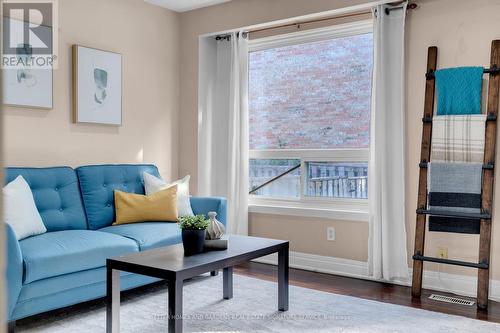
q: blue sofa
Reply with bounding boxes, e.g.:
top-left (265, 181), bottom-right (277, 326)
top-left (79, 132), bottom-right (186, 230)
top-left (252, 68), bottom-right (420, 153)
top-left (5, 164), bottom-right (227, 323)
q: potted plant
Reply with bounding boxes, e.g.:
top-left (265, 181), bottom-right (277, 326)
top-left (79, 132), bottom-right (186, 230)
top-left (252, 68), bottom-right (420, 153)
top-left (179, 215), bottom-right (210, 256)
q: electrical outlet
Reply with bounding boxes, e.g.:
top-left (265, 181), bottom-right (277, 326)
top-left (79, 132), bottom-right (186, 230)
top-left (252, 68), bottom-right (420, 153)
top-left (437, 247), bottom-right (448, 259)
top-left (327, 227), bottom-right (335, 241)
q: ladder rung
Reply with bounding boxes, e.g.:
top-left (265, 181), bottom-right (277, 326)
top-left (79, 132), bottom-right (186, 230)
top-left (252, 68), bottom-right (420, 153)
top-left (413, 254), bottom-right (489, 269)
top-left (416, 209), bottom-right (491, 219)
top-left (419, 162), bottom-right (494, 169)
top-left (422, 115), bottom-right (495, 123)
top-left (426, 65), bottom-right (500, 80)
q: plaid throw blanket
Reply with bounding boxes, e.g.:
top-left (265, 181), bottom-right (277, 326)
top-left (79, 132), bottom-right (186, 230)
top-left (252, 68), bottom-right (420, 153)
top-left (428, 162), bottom-right (483, 234)
top-left (431, 115), bottom-right (486, 163)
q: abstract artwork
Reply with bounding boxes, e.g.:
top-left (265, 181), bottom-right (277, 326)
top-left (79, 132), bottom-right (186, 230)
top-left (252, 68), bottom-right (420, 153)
top-left (72, 45), bottom-right (122, 125)
top-left (2, 18), bottom-right (53, 109)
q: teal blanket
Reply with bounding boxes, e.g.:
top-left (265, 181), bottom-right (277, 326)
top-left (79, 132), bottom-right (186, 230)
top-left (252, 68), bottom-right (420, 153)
top-left (435, 66), bottom-right (484, 115)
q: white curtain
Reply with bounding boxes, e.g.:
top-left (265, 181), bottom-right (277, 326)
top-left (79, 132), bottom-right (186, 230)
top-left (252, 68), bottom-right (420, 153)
top-left (368, 3), bottom-right (409, 282)
top-left (198, 32), bottom-right (249, 235)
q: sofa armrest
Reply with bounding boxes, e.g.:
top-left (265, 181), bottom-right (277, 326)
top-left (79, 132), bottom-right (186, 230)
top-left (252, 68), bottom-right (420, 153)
top-left (5, 224), bottom-right (22, 319)
top-left (190, 197), bottom-right (227, 227)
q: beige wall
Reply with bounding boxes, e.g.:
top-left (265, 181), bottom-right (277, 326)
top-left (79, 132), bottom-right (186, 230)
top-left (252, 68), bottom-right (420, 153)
top-left (179, 0), bottom-right (500, 279)
top-left (4, 0), bottom-right (180, 180)
top-left (250, 214), bottom-right (368, 261)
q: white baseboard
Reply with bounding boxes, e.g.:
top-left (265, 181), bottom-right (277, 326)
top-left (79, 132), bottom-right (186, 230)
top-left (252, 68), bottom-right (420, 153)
top-left (255, 251), bottom-right (369, 278)
top-left (253, 251), bottom-right (500, 302)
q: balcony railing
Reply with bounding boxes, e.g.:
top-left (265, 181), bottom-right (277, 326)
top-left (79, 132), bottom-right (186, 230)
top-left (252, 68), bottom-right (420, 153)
top-left (307, 176), bottom-right (367, 198)
top-left (249, 160), bottom-right (368, 199)
top-left (307, 162), bottom-right (367, 198)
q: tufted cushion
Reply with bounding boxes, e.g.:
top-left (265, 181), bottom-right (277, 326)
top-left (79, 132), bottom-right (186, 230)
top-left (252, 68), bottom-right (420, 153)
top-left (5, 167), bottom-right (87, 231)
top-left (76, 164), bottom-right (160, 230)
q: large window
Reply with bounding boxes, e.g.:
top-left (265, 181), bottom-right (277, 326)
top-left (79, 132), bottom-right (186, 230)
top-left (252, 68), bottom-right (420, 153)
top-left (248, 21), bottom-right (373, 212)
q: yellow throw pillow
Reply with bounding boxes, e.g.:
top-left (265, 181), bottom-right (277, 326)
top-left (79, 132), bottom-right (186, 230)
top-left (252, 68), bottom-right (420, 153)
top-left (113, 186), bottom-right (178, 225)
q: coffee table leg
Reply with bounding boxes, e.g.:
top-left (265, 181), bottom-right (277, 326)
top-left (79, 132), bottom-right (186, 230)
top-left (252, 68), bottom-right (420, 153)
top-left (168, 279), bottom-right (183, 333)
top-left (278, 246), bottom-right (289, 311)
top-left (223, 266), bottom-right (233, 299)
top-left (106, 267), bottom-right (120, 333)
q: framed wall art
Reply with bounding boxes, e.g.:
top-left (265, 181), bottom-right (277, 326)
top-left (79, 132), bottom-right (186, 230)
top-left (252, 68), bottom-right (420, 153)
top-left (2, 17), bottom-right (53, 109)
top-left (72, 45), bottom-right (122, 125)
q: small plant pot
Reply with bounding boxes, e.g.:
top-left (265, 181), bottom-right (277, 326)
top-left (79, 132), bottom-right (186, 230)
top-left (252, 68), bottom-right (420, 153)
top-left (182, 229), bottom-right (206, 256)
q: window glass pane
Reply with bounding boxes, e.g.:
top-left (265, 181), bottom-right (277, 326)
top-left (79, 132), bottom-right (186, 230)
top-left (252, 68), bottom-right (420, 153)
top-left (249, 159), bottom-right (300, 198)
top-left (305, 162), bottom-right (368, 199)
top-left (249, 33), bottom-right (373, 150)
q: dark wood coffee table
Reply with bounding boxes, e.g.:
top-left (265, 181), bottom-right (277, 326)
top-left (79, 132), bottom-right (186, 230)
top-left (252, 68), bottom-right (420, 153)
top-left (106, 235), bottom-right (289, 333)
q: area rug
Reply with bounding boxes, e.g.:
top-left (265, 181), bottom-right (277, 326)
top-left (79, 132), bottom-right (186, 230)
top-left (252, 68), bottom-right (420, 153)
top-left (17, 274), bottom-right (500, 333)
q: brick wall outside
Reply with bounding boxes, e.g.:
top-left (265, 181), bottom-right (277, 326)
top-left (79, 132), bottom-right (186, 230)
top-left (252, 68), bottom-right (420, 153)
top-left (249, 33), bottom-right (373, 150)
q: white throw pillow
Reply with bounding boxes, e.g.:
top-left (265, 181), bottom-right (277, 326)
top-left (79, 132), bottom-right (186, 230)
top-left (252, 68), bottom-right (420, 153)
top-left (3, 175), bottom-right (47, 240)
top-left (143, 173), bottom-right (194, 217)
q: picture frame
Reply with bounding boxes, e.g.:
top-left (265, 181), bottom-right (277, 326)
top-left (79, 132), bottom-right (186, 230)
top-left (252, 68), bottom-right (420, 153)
top-left (2, 17), bottom-right (53, 109)
top-left (72, 45), bottom-right (122, 125)
top-left (2, 66), bottom-right (53, 109)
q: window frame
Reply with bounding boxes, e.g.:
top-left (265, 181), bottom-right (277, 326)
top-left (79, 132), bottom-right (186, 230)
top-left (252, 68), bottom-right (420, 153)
top-left (247, 20), bottom-right (373, 220)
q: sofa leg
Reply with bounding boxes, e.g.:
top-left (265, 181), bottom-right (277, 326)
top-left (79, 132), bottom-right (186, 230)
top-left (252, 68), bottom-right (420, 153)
top-left (8, 321), bottom-right (15, 333)
top-left (210, 270), bottom-right (219, 276)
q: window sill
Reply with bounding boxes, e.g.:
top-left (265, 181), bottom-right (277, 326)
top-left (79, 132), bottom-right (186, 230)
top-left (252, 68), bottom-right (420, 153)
top-left (248, 203), bottom-right (369, 222)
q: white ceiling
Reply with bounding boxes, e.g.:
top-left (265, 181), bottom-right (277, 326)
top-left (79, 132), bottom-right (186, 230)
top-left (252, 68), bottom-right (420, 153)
top-left (145, 0), bottom-right (232, 12)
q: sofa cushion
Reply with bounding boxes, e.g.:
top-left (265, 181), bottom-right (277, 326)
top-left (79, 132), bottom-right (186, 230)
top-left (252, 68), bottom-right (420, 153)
top-left (4, 176), bottom-right (47, 240)
top-left (76, 164), bottom-right (160, 230)
top-left (114, 187), bottom-right (178, 225)
top-left (20, 230), bottom-right (138, 284)
top-left (100, 222), bottom-right (182, 251)
top-left (5, 167), bottom-right (87, 231)
top-left (144, 173), bottom-right (195, 217)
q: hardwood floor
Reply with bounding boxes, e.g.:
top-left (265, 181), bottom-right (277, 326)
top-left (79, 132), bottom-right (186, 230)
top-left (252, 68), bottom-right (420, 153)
top-left (234, 261), bottom-right (500, 323)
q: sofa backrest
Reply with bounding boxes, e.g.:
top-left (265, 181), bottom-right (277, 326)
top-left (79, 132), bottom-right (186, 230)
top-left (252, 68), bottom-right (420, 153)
top-left (76, 164), bottom-right (160, 230)
top-left (5, 167), bottom-right (88, 231)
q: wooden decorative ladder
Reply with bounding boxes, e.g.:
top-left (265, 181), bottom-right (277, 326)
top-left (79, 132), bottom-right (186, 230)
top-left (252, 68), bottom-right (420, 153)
top-left (411, 40), bottom-right (500, 309)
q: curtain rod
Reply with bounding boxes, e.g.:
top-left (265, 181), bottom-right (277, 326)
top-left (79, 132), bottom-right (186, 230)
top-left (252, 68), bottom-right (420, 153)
top-left (215, 10), bottom-right (371, 40)
top-left (248, 10), bottom-right (371, 35)
top-left (215, 11), bottom-right (370, 40)
top-left (215, 2), bottom-right (417, 40)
